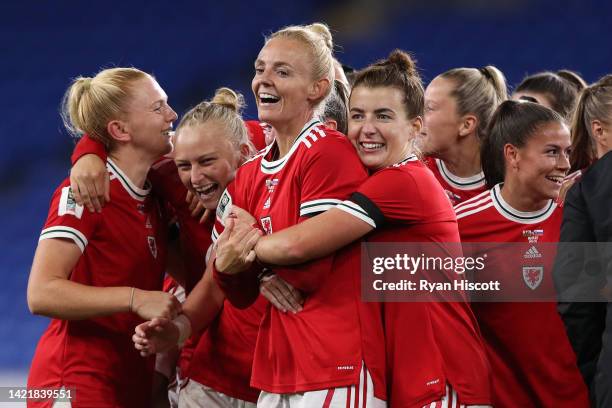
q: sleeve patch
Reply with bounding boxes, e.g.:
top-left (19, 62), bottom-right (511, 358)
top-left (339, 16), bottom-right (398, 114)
top-left (58, 186), bottom-right (84, 219)
top-left (39, 226), bottom-right (88, 252)
top-left (216, 189), bottom-right (233, 223)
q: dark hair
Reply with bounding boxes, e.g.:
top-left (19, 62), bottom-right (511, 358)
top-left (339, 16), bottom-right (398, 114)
top-left (482, 100), bottom-right (565, 188)
top-left (351, 49), bottom-right (424, 119)
top-left (570, 74), bottom-right (612, 171)
top-left (515, 70), bottom-right (587, 120)
top-left (322, 79), bottom-right (349, 134)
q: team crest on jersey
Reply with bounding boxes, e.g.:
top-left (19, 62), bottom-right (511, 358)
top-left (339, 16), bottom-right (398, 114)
top-left (137, 203), bottom-right (146, 214)
top-left (522, 266), bottom-right (543, 290)
top-left (260, 216), bottom-right (273, 235)
top-left (265, 178), bottom-right (279, 193)
top-left (522, 229), bottom-right (544, 244)
top-left (147, 236), bottom-right (158, 258)
top-left (58, 186), bottom-right (84, 219)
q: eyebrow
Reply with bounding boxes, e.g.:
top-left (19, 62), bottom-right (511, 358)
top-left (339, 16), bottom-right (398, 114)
top-left (254, 60), bottom-right (292, 69)
top-left (349, 107), bottom-right (395, 114)
top-left (175, 154), bottom-right (216, 164)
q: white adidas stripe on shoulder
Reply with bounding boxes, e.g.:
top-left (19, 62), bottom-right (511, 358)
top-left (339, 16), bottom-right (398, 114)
top-left (453, 189), bottom-right (491, 213)
top-left (454, 190), bottom-right (494, 220)
top-left (301, 126), bottom-right (328, 149)
top-left (242, 149), bottom-right (267, 165)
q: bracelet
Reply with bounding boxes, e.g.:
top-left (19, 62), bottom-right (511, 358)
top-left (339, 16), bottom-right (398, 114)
top-left (173, 314), bottom-right (192, 347)
top-left (128, 287), bottom-right (135, 312)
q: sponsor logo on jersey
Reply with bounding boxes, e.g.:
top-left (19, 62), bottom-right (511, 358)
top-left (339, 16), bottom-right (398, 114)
top-left (263, 196), bottom-right (271, 209)
top-left (337, 365), bottom-right (355, 371)
top-left (260, 216), bottom-right (273, 235)
top-left (58, 186), bottom-right (84, 219)
top-left (148, 236), bottom-right (158, 258)
top-left (523, 245), bottom-right (542, 259)
top-left (522, 229), bottom-right (544, 243)
top-left (265, 178), bottom-right (279, 193)
top-left (426, 378), bottom-right (441, 386)
top-left (522, 266), bottom-right (543, 289)
top-left (145, 215), bottom-right (152, 229)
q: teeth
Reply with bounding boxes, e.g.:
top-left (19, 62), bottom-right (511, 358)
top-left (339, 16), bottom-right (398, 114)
top-left (259, 93), bottom-right (280, 103)
top-left (546, 176), bottom-right (563, 184)
top-left (196, 184), bottom-right (217, 196)
top-left (162, 130), bottom-right (174, 136)
top-left (361, 142), bottom-right (384, 149)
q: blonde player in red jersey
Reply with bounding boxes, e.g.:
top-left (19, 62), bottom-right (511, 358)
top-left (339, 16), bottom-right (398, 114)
top-left (26, 68), bottom-right (182, 408)
top-left (224, 50), bottom-right (493, 408)
top-left (454, 100), bottom-right (589, 407)
top-left (421, 66), bottom-right (507, 205)
top-left (70, 88), bottom-right (267, 407)
top-left (179, 23), bottom-right (388, 408)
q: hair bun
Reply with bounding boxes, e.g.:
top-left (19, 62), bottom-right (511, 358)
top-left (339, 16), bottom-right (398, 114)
top-left (307, 22), bottom-right (333, 51)
top-left (211, 87), bottom-right (245, 113)
top-left (387, 49), bottom-right (418, 78)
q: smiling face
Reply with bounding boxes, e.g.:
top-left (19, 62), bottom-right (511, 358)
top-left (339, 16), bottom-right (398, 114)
top-left (252, 37), bottom-right (322, 131)
top-left (421, 76), bottom-right (462, 156)
top-left (347, 86), bottom-right (420, 171)
top-left (122, 76), bottom-right (177, 158)
top-left (173, 120), bottom-right (240, 210)
top-left (506, 121), bottom-right (571, 202)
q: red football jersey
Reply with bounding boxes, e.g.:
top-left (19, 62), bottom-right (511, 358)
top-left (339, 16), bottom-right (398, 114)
top-left (27, 159), bottom-right (167, 408)
top-left (188, 226), bottom-right (267, 402)
top-left (424, 157), bottom-right (487, 206)
top-left (149, 158), bottom-right (213, 293)
top-left (245, 120), bottom-right (269, 151)
top-left (338, 156), bottom-right (492, 406)
top-left (214, 120), bottom-right (372, 394)
top-left (151, 161), bottom-right (264, 403)
top-left (454, 184), bottom-right (589, 408)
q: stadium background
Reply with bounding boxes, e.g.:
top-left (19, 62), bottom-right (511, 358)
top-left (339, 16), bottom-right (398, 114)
top-left (0, 0), bottom-right (609, 387)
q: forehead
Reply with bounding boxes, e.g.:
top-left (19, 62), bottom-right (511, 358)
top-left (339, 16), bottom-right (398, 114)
top-left (526, 121), bottom-right (571, 147)
top-left (256, 37), bottom-right (311, 67)
top-left (128, 75), bottom-right (166, 106)
top-left (425, 77), bottom-right (454, 100)
top-left (350, 86), bottom-right (405, 109)
top-left (174, 121), bottom-right (235, 159)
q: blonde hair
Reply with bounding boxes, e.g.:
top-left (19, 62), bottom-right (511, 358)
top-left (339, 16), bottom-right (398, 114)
top-left (570, 74), bottom-right (612, 171)
top-left (61, 67), bottom-right (149, 151)
top-left (439, 66), bottom-right (508, 139)
top-left (268, 22), bottom-right (335, 105)
top-left (176, 87), bottom-right (254, 161)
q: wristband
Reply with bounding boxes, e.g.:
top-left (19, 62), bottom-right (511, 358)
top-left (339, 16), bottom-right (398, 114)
top-left (172, 314), bottom-right (192, 348)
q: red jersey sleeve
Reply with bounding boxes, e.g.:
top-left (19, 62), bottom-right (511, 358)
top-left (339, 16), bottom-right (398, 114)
top-left (275, 133), bottom-right (367, 292)
top-left (298, 132), bottom-right (368, 218)
top-left (39, 181), bottom-right (101, 252)
top-left (338, 166), bottom-right (424, 228)
top-left (71, 134), bottom-right (108, 165)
